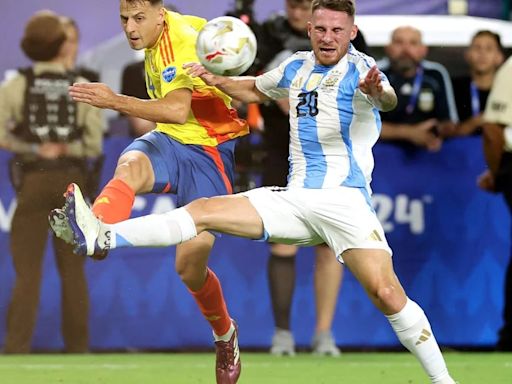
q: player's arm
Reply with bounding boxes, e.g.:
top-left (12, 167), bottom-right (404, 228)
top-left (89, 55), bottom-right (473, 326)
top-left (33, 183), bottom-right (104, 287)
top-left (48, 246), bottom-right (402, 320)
top-left (184, 63), bottom-right (269, 104)
top-left (359, 65), bottom-right (397, 112)
top-left (482, 123), bottom-right (506, 174)
top-left (69, 83), bottom-right (192, 125)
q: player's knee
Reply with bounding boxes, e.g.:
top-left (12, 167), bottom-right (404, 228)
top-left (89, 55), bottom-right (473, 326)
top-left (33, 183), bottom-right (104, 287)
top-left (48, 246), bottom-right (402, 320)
top-left (186, 197), bottom-right (212, 227)
top-left (114, 157), bottom-right (149, 191)
top-left (373, 284), bottom-right (404, 313)
top-left (175, 258), bottom-right (205, 289)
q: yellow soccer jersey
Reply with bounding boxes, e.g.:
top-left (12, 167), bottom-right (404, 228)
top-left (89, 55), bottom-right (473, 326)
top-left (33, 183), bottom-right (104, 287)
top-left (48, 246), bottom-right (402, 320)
top-left (144, 11), bottom-right (249, 146)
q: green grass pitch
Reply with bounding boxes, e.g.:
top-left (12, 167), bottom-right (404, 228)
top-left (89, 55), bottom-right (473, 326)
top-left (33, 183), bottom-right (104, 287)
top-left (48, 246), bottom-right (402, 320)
top-left (0, 352), bottom-right (510, 383)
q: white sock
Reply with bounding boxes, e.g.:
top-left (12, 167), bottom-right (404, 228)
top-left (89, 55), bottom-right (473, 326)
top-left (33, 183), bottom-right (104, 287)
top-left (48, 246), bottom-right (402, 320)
top-left (109, 207), bottom-right (197, 249)
top-left (386, 298), bottom-right (454, 384)
top-left (213, 321), bottom-right (235, 341)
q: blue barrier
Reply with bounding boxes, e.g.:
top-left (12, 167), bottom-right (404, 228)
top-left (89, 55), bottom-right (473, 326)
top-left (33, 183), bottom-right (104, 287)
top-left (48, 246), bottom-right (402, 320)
top-left (0, 135), bottom-right (509, 351)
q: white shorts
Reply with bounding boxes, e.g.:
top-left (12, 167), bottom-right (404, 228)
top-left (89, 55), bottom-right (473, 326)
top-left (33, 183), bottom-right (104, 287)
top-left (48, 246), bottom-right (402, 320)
top-left (242, 186), bottom-right (392, 262)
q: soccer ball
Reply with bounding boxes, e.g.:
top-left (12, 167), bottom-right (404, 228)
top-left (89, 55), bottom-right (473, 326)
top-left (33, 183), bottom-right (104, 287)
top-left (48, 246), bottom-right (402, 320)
top-left (196, 16), bottom-right (257, 76)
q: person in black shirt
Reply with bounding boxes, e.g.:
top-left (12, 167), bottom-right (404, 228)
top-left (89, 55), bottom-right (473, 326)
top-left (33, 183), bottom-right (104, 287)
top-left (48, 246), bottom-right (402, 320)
top-left (378, 26), bottom-right (459, 151)
top-left (452, 30), bottom-right (504, 136)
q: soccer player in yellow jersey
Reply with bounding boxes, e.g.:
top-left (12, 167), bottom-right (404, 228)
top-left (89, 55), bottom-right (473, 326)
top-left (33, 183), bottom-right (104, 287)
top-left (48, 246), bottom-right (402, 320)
top-left (52, 1), bottom-right (247, 382)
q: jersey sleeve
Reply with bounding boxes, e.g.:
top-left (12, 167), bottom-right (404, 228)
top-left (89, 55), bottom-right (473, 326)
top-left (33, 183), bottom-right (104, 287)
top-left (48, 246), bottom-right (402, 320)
top-left (255, 53), bottom-right (304, 100)
top-left (158, 33), bottom-right (201, 97)
top-left (484, 59), bottom-right (512, 126)
top-left (158, 54), bottom-right (195, 97)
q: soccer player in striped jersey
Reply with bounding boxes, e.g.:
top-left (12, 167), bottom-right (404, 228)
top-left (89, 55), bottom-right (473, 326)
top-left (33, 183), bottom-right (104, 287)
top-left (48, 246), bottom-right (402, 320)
top-left (53, 0), bottom-right (457, 383)
top-left (50, 1), bottom-right (247, 382)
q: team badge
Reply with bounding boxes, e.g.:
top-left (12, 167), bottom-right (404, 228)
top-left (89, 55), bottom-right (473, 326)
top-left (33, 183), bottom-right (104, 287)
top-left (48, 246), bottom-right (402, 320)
top-left (162, 66), bottom-right (177, 83)
top-left (418, 89), bottom-right (434, 112)
top-left (323, 73), bottom-right (340, 87)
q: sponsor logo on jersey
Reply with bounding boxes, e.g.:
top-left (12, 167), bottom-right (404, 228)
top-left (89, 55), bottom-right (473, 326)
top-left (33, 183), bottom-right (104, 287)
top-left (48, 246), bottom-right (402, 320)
top-left (162, 66), bottom-right (177, 83)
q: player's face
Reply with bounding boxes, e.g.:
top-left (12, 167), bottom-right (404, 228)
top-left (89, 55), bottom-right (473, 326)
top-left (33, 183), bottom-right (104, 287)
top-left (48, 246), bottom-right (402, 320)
top-left (286, 1), bottom-right (312, 33)
top-left (120, 0), bottom-right (165, 50)
top-left (386, 27), bottom-right (427, 74)
top-left (308, 8), bottom-right (356, 67)
top-left (466, 34), bottom-right (504, 75)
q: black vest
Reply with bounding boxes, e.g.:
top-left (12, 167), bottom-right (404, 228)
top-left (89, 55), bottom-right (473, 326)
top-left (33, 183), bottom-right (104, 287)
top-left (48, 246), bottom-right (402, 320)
top-left (13, 67), bottom-right (83, 143)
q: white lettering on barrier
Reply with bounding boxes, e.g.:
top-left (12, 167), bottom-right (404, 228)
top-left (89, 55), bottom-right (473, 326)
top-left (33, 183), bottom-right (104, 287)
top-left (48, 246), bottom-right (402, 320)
top-left (0, 198), bottom-right (17, 232)
top-left (131, 195), bottom-right (176, 215)
top-left (372, 193), bottom-right (432, 234)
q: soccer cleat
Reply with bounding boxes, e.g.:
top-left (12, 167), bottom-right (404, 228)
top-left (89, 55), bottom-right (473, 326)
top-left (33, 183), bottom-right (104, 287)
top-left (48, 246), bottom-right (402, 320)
top-left (63, 183), bottom-right (110, 258)
top-left (270, 328), bottom-right (296, 356)
top-left (311, 330), bottom-right (341, 357)
top-left (214, 320), bottom-right (241, 384)
top-left (49, 206), bottom-right (74, 244)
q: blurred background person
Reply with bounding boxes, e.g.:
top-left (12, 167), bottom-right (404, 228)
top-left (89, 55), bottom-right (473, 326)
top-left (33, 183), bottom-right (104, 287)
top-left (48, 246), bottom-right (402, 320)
top-left (0, 10), bottom-right (104, 353)
top-left (478, 55), bottom-right (512, 352)
top-left (378, 26), bottom-right (459, 151)
top-left (452, 30), bottom-right (504, 136)
top-left (120, 59), bottom-right (155, 136)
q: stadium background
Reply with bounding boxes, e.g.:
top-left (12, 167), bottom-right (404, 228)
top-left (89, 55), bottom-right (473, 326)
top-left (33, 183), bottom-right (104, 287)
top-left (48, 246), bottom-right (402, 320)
top-left (0, 0), bottom-right (510, 351)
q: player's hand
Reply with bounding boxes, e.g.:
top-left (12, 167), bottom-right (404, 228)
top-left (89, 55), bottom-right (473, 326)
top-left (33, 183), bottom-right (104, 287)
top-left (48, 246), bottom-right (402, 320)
top-left (359, 65), bottom-right (383, 98)
top-left (183, 62), bottom-right (219, 86)
top-left (38, 142), bottom-right (67, 159)
top-left (410, 119), bottom-right (443, 152)
top-left (477, 169), bottom-right (496, 192)
top-left (69, 82), bottom-right (116, 109)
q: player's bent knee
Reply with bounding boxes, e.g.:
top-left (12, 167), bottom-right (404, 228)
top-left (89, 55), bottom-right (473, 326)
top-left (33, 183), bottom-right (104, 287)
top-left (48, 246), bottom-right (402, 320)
top-left (175, 256), bottom-right (208, 289)
top-left (114, 157), bottom-right (152, 191)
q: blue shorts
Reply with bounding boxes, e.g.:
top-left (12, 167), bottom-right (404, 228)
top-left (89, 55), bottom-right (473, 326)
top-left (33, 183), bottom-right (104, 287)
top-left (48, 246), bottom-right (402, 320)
top-left (122, 131), bottom-right (235, 207)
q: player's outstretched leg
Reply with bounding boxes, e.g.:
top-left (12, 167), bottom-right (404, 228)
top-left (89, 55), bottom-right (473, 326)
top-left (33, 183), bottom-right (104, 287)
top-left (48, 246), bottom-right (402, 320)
top-left (49, 183), bottom-right (201, 256)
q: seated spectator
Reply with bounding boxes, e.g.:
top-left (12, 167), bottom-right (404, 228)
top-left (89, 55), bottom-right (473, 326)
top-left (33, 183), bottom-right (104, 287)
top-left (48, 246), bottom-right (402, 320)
top-left (378, 26), bottom-right (459, 151)
top-left (452, 30), bottom-right (504, 136)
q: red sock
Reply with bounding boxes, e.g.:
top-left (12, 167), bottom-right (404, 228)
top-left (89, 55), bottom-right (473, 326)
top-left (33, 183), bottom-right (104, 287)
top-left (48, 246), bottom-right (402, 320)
top-left (189, 268), bottom-right (232, 336)
top-left (92, 179), bottom-right (135, 224)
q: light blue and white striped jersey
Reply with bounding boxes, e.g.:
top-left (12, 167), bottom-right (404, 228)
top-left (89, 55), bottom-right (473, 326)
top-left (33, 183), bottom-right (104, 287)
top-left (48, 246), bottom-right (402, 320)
top-left (255, 46), bottom-right (388, 191)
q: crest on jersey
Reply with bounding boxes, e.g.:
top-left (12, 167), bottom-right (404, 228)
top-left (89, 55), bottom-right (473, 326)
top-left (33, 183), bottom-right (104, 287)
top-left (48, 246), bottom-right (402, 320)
top-left (418, 89), bottom-right (434, 112)
top-left (305, 73), bottom-right (323, 92)
top-left (323, 73), bottom-right (341, 87)
top-left (162, 66), bottom-right (177, 83)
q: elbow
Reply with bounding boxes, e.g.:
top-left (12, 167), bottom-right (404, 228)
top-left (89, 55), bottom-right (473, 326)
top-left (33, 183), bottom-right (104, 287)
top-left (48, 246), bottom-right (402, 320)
top-left (175, 111), bottom-right (189, 125)
top-left (382, 96), bottom-right (398, 112)
top-left (482, 123), bottom-right (504, 145)
top-left (160, 105), bottom-right (189, 125)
